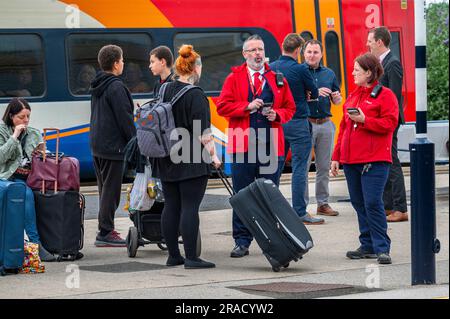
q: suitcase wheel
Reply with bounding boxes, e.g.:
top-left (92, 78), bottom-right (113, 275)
top-left (283, 263), bottom-right (290, 269)
top-left (127, 227), bottom-right (139, 258)
top-left (272, 266), bottom-right (281, 272)
top-left (0, 267), bottom-right (19, 275)
top-left (157, 242), bottom-right (168, 251)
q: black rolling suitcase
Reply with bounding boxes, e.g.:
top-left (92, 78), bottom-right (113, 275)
top-left (218, 170), bottom-right (313, 272)
top-left (30, 129), bottom-right (84, 261)
top-left (34, 190), bottom-right (85, 261)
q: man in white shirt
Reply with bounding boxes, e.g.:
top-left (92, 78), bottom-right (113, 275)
top-left (217, 35), bottom-right (296, 257)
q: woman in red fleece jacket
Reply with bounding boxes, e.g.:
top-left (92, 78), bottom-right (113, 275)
top-left (331, 53), bottom-right (398, 265)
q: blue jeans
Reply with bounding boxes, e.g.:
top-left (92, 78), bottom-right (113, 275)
top-left (10, 178), bottom-right (40, 244)
top-left (343, 163), bottom-right (391, 254)
top-left (278, 118), bottom-right (312, 217)
top-left (231, 152), bottom-right (281, 248)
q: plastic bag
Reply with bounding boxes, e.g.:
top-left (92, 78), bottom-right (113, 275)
top-left (129, 165), bottom-right (154, 211)
top-left (20, 242), bottom-right (45, 274)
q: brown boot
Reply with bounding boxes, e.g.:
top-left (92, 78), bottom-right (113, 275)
top-left (317, 204), bottom-right (339, 216)
top-left (385, 209), bottom-right (394, 216)
top-left (387, 211), bottom-right (409, 222)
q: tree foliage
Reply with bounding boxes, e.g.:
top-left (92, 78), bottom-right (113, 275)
top-left (426, 2), bottom-right (449, 120)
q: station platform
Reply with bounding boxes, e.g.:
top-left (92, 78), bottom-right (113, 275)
top-left (0, 167), bottom-right (448, 300)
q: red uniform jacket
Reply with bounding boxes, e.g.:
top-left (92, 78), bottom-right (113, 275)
top-left (216, 63), bottom-right (296, 155)
top-left (332, 82), bottom-right (398, 164)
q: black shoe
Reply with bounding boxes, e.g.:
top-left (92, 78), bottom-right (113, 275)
top-left (166, 255), bottom-right (185, 267)
top-left (184, 258), bottom-right (215, 269)
top-left (230, 245), bottom-right (249, 258)
top-left (377, 252), bottom-right (392, 264)
top-left (38, 244), bottom-right (56, 262)
top-left (346, 247), bottom-right (377, 259)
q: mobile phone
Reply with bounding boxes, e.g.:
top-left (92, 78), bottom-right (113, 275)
top-left (262, 102), bottom-right (273, 115)
top-left (347, 107), bottom-right (360, 115)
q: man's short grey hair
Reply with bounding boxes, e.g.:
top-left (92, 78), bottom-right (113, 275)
top-left (243, 34), bottom-right (264, 50)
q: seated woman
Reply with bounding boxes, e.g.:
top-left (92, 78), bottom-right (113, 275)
top-left (0, 98), bottom-right (55, 262)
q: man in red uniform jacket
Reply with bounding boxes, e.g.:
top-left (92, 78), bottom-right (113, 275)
top-left (217, 35), bottom-right (296, 258)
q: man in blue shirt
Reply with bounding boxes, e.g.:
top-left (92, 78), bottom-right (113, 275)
top-left (304, 40), bottom-right (342, 217)
top-left (270, 34), bottom-right (324, 225)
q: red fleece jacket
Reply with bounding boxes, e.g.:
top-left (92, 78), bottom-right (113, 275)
top-left (332, 82), bottom-right (398, 164)
top-left (216, 63), bottom-right (296, 155)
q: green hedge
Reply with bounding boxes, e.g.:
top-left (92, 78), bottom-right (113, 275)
top-left (426, 2), bottom-right (449, 120)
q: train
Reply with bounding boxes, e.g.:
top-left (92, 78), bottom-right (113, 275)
top-left (1, 0), bottom-right (448, 179)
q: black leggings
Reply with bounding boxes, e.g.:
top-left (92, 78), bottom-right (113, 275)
top-left (161, 175), bottom-right (208, 260)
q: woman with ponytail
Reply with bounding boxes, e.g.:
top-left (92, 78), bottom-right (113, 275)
top-left (152, 45), bottom-right (220, 269)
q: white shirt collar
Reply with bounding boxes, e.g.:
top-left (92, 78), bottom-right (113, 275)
top-left (248, 66), bottom-right (265, 80)
top-left (379, 49), bottom-right (391, 63)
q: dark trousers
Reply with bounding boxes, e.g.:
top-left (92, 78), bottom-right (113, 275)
top-left (231, 152), bottom-right (280, 248)
top-left (161, 175), bottom-right (208, 260)
top-left (93, 157), bottom-right (124, 233)
top-left (344, 163), bottom-right (391, 254)
top-left (383, 125), bottom-right (408, 212)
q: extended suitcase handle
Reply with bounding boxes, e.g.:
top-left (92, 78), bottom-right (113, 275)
top-left (216, 168), bottom-right (235, 197)
top-left (41, 128), bottom-right (61, 193)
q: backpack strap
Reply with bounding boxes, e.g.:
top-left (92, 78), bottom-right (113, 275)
top-left (170, 84), bottom-right (199, 105)
top-left (158, 82), bottom-right (170, 102)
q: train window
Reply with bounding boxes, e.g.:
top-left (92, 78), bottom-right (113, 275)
top-left (174, 32), bottom-right (251, 92)
top-left (300, 31), bottom-right (314, 42)
top-left (0, 34), bottom-right (45, 98)
top-left (324, 31), bottom-right (342, 85)
top-left (66, 33), bottom-right (155, 95)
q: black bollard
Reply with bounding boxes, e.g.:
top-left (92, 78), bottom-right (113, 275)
top-left (409, 138), bottom-right (440, 285)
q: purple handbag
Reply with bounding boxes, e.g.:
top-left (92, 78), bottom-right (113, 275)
top-left (26, 128), bottom-right (80, 192)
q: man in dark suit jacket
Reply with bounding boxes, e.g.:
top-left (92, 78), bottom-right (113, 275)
top-left (367, 26), bottom-right (408, 222)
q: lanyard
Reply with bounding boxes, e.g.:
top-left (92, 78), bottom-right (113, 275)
top-left (247, 69), bottom-right (265, 98)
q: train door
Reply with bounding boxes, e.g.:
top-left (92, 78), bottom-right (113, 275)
top-left (340, 0), bottom-right (415, 122)
top-left (380, 0), bottom-right (415, 122)
top-left (292, 0), bottom-right (347, 142)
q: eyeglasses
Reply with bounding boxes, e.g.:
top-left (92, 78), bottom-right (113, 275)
top-left (244, 48), bottom-right (265, 54)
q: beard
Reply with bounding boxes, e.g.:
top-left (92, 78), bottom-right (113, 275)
top-left (246, 56), bottom-right (264, 70)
